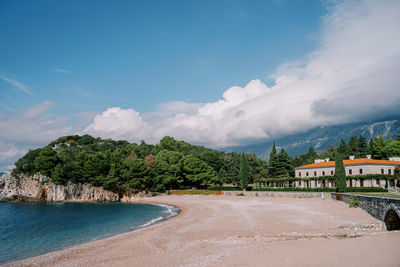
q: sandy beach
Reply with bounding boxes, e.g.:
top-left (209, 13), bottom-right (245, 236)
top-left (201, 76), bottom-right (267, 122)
top-left (5, 195), bottom-right (400, 267)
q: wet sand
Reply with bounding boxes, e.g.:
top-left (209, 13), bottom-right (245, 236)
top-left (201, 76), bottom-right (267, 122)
top-left (5, 195), bottom-right (400, 266)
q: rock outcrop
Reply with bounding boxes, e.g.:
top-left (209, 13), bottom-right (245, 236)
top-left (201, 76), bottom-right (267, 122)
top-left (0, 174), bottom-right (119, 202)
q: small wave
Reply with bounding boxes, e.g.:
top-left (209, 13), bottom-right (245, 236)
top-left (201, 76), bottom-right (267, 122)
top-left (156, 204), bottom-right (179, 218)
top-left (139, 216), bottom-right (164, 228)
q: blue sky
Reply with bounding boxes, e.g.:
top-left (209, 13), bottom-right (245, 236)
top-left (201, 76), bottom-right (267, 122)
top-left (1, 0), bottom-right (400, 171)
top-left (1, 0), bottom-right (323, 115)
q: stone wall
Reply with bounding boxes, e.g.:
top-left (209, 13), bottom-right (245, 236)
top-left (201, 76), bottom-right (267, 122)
top-left (331, 193), bottom-right (400, 222)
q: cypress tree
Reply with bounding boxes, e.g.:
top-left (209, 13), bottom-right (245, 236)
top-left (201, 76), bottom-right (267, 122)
top-left (269, 142), bottom-right (278, 177)
top-left (358, 135), bottom-right (368, 158)
top-left (337, 138), bottom-right (348, 157)
top-left (239, 153), bottom-right (249, 191)
top-left (334, 152), bottom-right (347, 192)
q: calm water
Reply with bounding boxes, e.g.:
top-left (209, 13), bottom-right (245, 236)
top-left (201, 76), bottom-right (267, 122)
top-left (0, 202), bottom-right (179, 265)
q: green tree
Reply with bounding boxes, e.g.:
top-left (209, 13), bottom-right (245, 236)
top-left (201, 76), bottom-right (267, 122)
top-left (347, 136), bottom-right (358, 157)
top-left (334, 152), bottom-right (346, 192)
top-left (381, 140), bottom-right (400, 158)
top-left (268, 142), bottom-right (278, 177)
top-left (337, 138), bottom-right (348, 157)
top-left (238, 153), bottom-right (249, 190)
top-left (182, 155), bottom-right (220, 187)
top-left (218, 168), bottom-right (228, 183)
top-left (370, 134), bottom-right (387, 159)
top-left (227, 153), bottom-right (241, 186)
top-left (120, 157), bottom-right (148, 191)
top-left (154, 150), bottom-right (184, 189)
top-left (51, 164), bottom-right (66, 185)
top-left (34, 147), bottom-right (60, 176)
top-left (358, 135), bottom-right (368, 158)
top-left (275, 148), bottom-right (293, 177)
top-left (14, 148), bottom-right (41, 175)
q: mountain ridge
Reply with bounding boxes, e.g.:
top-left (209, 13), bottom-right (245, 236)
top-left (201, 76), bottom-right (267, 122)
top-left (221, 118), bottom-right (400, 159)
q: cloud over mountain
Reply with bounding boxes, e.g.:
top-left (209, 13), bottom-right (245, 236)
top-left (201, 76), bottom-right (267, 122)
top-left (83, 0), bottom-right (400, 147)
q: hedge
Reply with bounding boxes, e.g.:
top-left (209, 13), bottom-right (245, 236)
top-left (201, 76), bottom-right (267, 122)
top-left (253, 187), bottom-right (388, 192)
top-left (255, 174), bottom-right (395, 183)
top-left (252, 187), bottom-right (335, 192)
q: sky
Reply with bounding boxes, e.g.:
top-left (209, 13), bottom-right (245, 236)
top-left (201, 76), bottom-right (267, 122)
top-left (1, 0), bottom-right (400, 171)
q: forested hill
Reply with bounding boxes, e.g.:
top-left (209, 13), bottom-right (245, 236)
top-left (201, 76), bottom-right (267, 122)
top-left (12, 135), bottom-right (268, 193)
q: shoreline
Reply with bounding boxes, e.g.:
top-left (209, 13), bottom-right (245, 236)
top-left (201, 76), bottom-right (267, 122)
top-left (4, 195), bottom-right (400, 266)
top-left (1, 200), bottom-right (182, 266)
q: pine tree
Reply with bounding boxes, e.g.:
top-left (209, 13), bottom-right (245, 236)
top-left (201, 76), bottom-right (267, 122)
top-left (275, 148), bottom-right (292, 177)
top-left (337, 138), bottom-right (348, 157)
top-left (358, 135), bottom-right (368, 158)
top-left (371, 134), bottom-right (386, 159)
top-left (239, 153), bottom-right (249, 190)
top-left (347, 136), bottom-right (358, 157)
top-left (334, 152), bottom-right (347, 192)
top-left (306, 147), bottom-right (317, 164)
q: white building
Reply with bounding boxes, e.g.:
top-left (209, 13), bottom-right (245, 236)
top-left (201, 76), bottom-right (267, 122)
top-left (295, 157), bottom-right (400, 178)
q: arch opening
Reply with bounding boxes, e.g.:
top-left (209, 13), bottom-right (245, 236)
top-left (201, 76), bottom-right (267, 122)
top-left (384, 209), bottom-right (400, 231)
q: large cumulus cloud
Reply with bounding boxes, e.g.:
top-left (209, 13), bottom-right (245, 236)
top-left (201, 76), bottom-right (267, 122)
top-left (83, 0), bottom-right (400, 147)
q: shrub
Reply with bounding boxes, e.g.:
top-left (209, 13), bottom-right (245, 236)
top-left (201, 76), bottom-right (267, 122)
top-left (346, 196), bottom-right (359, 208)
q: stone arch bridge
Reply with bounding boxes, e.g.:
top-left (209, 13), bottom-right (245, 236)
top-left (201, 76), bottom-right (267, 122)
top-left (332, 193), bottom-right (400, 231)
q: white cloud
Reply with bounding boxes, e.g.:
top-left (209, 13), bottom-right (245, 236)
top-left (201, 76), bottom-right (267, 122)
top-left (0, 101), bottom-right (72, 144)
top-left (0, 74), bottom-right (32, 95)
top-left (82, 107), bottom-right (150, 141)
top-left (83, 0), bottom-right (400, 147)
top-left (0, 141), bottom-right (26, 162)
top-left (52, 68), bottom-right (72, 74)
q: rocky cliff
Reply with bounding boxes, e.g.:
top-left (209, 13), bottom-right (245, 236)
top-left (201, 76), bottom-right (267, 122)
top-left (0, 174), bottom-right (119, 202)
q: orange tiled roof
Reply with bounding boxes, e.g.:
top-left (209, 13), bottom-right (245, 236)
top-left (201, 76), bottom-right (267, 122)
top-left (296, 158), bottom-right (400, 169)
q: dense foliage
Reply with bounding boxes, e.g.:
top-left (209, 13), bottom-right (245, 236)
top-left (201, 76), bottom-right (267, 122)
top-left (12, 135), bottom-right (268, 193)
top-left (12, 133), bottom-right (399, 193)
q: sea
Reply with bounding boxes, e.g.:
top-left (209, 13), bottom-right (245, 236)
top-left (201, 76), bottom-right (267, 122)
top-left (0, 202), bottom-right (179, 265)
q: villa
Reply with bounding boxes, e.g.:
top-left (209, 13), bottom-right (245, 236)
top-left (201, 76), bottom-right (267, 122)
top-left (294, 156), bottom-right (400, 188)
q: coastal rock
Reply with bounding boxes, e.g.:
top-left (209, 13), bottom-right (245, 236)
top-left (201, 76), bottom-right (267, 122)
top-left (120, 191), bottom-right (149, 203)
top-left (0, 174), bottom-right (119, 202)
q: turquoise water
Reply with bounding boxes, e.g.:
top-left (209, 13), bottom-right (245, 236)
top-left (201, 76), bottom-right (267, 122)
top-left (0, 202), bottom-right (179, 265)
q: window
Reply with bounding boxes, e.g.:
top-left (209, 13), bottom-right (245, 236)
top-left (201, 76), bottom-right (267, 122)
top-left (322, 171), bottom-right (325, 176)
top-left (376, 179), bottom-right (380, 185)
top-left (314, 171), bottom-right (317, 176)
top-left (381, 169), bottom-right (384, 174)
top-left (349, 169), bottom-right (352, 175)
top-left (306, 172), bottom-right (309, 177)
top-left (299, 172), bottom-right (301, 177)
top-left (389, 169), bottom-right (392, 175)
top-left (331, 170), bottom-right (334, 175)
top-left (359, 169), bottom-right (363, 174)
